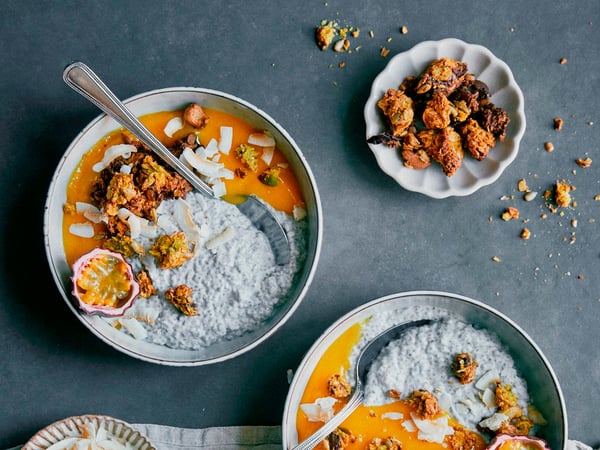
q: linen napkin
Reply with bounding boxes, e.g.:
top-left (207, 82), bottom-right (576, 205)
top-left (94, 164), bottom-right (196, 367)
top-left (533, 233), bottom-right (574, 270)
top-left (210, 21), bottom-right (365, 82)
top-left (10, 424), bottom-right (597, 450)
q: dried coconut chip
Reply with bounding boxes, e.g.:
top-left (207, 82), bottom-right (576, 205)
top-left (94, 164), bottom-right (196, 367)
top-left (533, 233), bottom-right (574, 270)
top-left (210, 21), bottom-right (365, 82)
top-left (248, 131), bottom-right (276, 148)
top-left (300, 396), bottom-right (337, 422)
top-left (205, 226), bottom-right (235, 250)
top-left (219, 126), bottom-right (233, 154)
top-left (69, 222), bottom-right (95, 238)
top-left (92, 144), bottom-right (137, 172)
top-left (164, 116), bottom-right (184, 138)
top-left (181, 148), bottom-right (234, 179)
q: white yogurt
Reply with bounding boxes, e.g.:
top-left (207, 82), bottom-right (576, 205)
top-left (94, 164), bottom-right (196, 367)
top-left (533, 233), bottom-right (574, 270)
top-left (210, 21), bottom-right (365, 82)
top-left (349, 306), bottom-right (530, 432)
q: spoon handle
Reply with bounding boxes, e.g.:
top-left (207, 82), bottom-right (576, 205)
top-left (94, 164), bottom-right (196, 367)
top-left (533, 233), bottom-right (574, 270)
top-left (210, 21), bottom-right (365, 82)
top-left (62, 61), bottom-right (215, 198)
top-left (292, 388), bottom-right (364, 450)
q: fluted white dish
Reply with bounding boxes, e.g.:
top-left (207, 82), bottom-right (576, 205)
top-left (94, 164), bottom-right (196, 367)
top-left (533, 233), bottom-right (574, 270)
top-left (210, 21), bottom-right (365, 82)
top-left (364, 38), bottom-right (526, 198)
top-left (23, 415), bottom-right (154, 450)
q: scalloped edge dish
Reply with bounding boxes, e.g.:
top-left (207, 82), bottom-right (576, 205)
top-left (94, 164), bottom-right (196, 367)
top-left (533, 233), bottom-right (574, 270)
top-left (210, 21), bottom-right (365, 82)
top-left (22, 415), bottom-right (155, 450)
top-left (364, 38), bottom-right (526, 198)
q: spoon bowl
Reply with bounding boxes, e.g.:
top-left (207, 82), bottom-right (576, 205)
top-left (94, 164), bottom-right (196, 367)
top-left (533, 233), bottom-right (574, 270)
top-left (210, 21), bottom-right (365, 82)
top-left (292, 319), bottom-right (434, 450)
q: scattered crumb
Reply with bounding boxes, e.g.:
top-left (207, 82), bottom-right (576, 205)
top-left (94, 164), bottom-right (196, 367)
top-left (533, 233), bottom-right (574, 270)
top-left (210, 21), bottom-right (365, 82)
top-left (400, 25), bottom-right (408, 34)
top-left (524, 191), bottom-right (537, 202)
top-left (576, 157), bottom-right (592, 168)
top-left (517, 179), bottom-right (529, 192)
top-left (553, 117), bottom-right (563, 130)
top-left (555, 181), bottom-right (572, 208)
top-left (544, 142), bottom-right (554, 152)
top-left (501, 207), bottom-right (520, 221)
top-left (560, 57), bottom-right (568, 64)
top-left (492, 256), bottom-right (502, 263)
top-left (520, 228), bottom-right (531, 240)
top-left (380, 46), bottom-right (390, 57)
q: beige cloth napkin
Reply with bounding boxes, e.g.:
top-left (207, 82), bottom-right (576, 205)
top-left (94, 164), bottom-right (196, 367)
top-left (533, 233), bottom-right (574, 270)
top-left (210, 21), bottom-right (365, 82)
top-left (11, 424), bottom-right (597, 450)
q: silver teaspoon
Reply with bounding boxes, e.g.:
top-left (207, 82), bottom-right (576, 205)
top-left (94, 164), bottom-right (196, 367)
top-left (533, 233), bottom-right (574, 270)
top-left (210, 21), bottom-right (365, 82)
top-left (292, 318), bottom-right (435, 450)
top-left (63, 61), bottom-right (290, 265)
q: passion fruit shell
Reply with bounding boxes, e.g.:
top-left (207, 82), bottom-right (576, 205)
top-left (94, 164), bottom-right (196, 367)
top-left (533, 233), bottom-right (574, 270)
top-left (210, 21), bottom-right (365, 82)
top-left (486, 434), bottom-right (550, 450)
top-left (71, 248), bottom-right (140, 316)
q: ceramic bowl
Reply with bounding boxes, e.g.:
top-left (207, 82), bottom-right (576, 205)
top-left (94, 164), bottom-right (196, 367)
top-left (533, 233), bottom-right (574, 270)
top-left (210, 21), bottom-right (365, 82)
top-left (44, 87), bottom-right (322, 366)
top-left (282, 291), bottom-right (566, 450)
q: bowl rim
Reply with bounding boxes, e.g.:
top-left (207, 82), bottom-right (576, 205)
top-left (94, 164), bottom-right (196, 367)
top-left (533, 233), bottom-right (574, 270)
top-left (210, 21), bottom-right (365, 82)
top-left (282, 290), bottom-right (567, 450)
top-left (44, 86), bottom-right (323, 366)
top-left (364, 37), bottom-right (527, 198)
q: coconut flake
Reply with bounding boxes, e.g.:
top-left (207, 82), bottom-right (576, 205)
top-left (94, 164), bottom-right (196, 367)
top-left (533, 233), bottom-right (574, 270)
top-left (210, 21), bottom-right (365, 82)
top-left (164, 116), bottom-right (184, 138)
top-left (173, 199), bottom-right (201, 253)
top-left (381, 412), bottom-right (404, 420)
top-left (75, 202), bottom-right (104, 223)
top-left (69, 222), bottom-right (94, 238)
top-left (475, 370), bottom-right (500, 390)
top-left (478, 412), bottom-right (509, 431)
top-left (205, 226), bottom-right (234, 250)
top-left (118, 208), bottom-right (158, 239)
top-left (181, 148), bottom-right (234, 179)
top-left (202, 138), bottom-right (220, 158)
top-left (261, 146), bottom-right (275, 166)
top-left (119, 317), bottom-right (148, 340)
top-left (300, 397), bottom-right (337, 423)
top-left (293, 205), bottom-right (307, 221)
top-left (248, 131), bottom-right (276, 148)
top-left (120, 164), bottom-right (132, 174)
top-left (211, 178), bottom-right (227, 198)
top-left (218, 126), bottom-right (233, 154)
top-left (402, 420), bottom-right (416, 432)
top-left (92, 144), bottom-right (137, 172)
top-left (481, 387), bottom-right (497, 408)
top-left (410, 413), bottom-right (454, 443)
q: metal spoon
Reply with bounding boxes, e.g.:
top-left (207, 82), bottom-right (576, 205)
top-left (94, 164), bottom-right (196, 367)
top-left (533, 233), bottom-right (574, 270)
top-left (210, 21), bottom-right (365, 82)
top-left (63, 61), bottom-right (290, 265)
top-left (292, 318), bottom-right (435, 450)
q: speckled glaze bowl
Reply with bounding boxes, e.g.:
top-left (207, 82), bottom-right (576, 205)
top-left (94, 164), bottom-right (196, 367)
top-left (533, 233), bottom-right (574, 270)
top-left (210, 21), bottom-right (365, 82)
top-left (44, 87), bottom-right (322, 366)
top-left (282, 291), bottom-right (566, 450)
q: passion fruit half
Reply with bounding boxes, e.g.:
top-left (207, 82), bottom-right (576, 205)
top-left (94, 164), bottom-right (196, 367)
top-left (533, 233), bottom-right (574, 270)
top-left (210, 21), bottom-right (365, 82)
top-left (486, 434), bottom-right (550, 450)
top-left (71, 248), bottom-right (140, 316)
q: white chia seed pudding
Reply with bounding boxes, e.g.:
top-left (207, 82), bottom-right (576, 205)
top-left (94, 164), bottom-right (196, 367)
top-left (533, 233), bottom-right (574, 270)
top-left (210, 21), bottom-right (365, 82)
top-left (350, 306), bottom-right (530, 431)
top-left (107, 191), bottom-right (307, 350)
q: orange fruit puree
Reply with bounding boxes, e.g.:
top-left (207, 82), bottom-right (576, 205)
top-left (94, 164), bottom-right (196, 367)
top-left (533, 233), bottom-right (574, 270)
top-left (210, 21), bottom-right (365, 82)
top-left (63, 107), bottom-right (304, 266)
top-left (295, 323), bottom-right (486, 450)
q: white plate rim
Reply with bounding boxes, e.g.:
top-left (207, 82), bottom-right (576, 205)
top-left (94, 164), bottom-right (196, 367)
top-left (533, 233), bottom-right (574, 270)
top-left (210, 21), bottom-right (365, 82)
top-left (364, 38), bottom-right (526, 198)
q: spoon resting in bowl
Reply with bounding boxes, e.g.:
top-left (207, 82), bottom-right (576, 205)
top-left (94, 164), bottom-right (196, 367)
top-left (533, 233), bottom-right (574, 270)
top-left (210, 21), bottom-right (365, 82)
top-left (292, 318), bottom-right (435, 450)
top-left (62, 61), bottom-right (290, 265)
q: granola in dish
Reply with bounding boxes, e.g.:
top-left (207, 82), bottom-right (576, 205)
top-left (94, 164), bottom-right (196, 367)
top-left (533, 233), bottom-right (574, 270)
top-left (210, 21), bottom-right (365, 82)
top-left (368, 57), bottom-right (510, 177)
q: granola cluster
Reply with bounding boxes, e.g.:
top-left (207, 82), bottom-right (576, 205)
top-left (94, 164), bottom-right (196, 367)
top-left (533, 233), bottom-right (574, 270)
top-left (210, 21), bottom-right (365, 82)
top-left (368, 57), bottom-right (510, 177)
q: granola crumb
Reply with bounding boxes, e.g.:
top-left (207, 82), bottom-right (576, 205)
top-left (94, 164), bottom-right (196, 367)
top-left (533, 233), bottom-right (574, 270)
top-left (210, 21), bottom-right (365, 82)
top-left (560, 57), bottom-right (568, 64)
top-left (517, 179), bottom-right (529, 192)
top-left (553, 117), bottom-right (563, 130)
top-left (400, 25), bottom-right (408, 34)
top-left (501, 206), bottom-right (520, 221)
top-left (594, 194), bottom-right (600, 201)
top-left (555, 181), bottom-right (572, 207)
top-left (578, 274), bottom-right (584, 280)
top-left (544, 141), bottom-right (554, 152)
top-left (520, 228), bottom-right (531, 240)
top-left (492, 256), bottom-right (502, 262)
top-left (380, 46), bottom-right (390, 57)
top-left (576, 157), bottom-right (592, 167)
top-left (369, 30), bottom-right (374, 38)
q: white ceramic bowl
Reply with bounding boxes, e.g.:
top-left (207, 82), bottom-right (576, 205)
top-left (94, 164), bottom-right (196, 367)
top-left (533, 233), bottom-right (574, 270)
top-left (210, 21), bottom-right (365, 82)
top-left (364, 38), bottom-right (526, 198)
top-left (44, 87), bottom-right (322, 366)
top-left (23, 415), bottom-right (154, 450)
top-left (282, 291), bottom-right (566, 450)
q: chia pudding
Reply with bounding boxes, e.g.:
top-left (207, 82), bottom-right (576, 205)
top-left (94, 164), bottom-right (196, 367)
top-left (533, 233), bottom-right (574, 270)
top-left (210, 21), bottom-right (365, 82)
top-left (351, 305), bottom-right (531, 432)
top-left (113, 191), bottom-right (307, 350)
